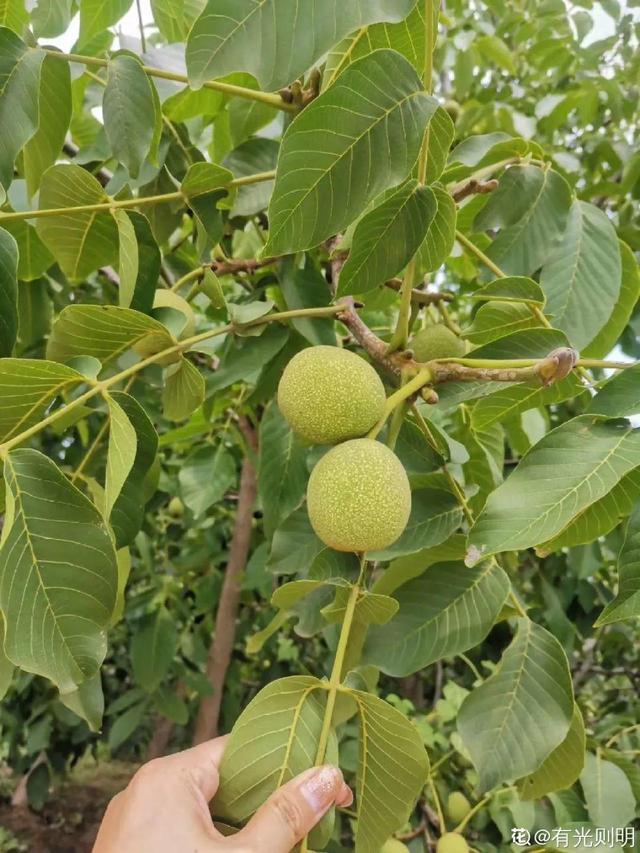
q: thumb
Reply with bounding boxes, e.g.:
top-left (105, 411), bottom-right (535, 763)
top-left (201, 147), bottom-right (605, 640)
top-left (235, 765), bottom-right (353, 853)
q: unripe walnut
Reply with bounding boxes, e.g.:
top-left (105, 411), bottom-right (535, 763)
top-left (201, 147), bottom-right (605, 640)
top-left (277, 346), bottom-right (386, 445)
top-left (411, 324), bottom-right (466, 362)
top-left (306, 439), bottom-right (411, 553)
top-left (437, 832), bottom-right (470, 853)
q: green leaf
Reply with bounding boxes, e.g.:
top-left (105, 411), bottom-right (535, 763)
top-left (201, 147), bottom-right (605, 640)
top-left (595, 505), bottom-right (640, 626)
top-left (351, 689), bottom-right (429, 851)
top-left (0, 0), bottom-right (27, 32)
top-left (517, 705), bottom-right (585, 800)
top-left (580, 752), bottom-right (636, 830)
top-left (223, 137), bottom-right (278, 218)
top-left (186, 0), bottom-right (414, 91)
top-left (108, 696), bottom-right (149, 751)
top-left (587, 364), bottom-right (640, 418)
top-left (0, 615), bottom-right (14, 699)
top-left (470, 276), bottom-right (546, 308)
top-left (154, 686), bottom-right (188, 725)
top-left (259, 404), bottom-right (308, 538)
top-left (458, 620), bottom-right (574, 792)
top-left (364, 560), bottom-right (510, 676)
top-left (214, 676), bottom-right (335, 821)
top-left (371, 535), bottom-right (467, 596)
top-left (467, 417), bottom-right (640, 565)
top-left (104, 393), bottom-right (138, 521)
top-left (36, 164), bottom-right (119, 280)
top-left (414, 184), bottom-right (457, 275)
top-left (30, 0), bottom-right (73, 37)
top-left (22, 51), bottom-right (71, 198)
top-left (337, 181), bottom-right (437, 297)
top-left (151, 0), bottom-right (205, 42)
top-left (113, 209), bottom-right (138, 308)
top-left (59, 673), bottom-right (104, 731)
top-left (0, 358), bottom-right (83, 444)
top-left (206, 323), bottom-right (289, 395)
top-left (2, 219), bottom-right (54, 281)
top-left (583, 242), bottom-right (640, 358)
top-left (178, 443), bottom-right (236, 518)
top-left (369, 488), bottom-right (463, 561)
top-left (131, 607), bottom-right (178, 692)
top-left (425, 107), bottom-right (455, 183)
top-left (103, 54), bottom-right (161, 180)
top-left (601, 749), bottom-right (640, 804)
top-left (0, 227), bottom-right (18, 357)
top-left (79, 0), bottom-right (132, 45)
top-left (476, 34), bottom-right (516, 73)
top-left (278, 258), bottom-right (335, 347)
top-left (324, 0), bottom-right (428, 85)
top-left (540, 201), bottom-right (622, 350)
top-left (538, 468), bottom-right (640, 556)
top-left (0, 449), bottom-right (117, 692)
top-left (264, 50), bottom-right (438, 256)
top-left (464, 301), bottom-right (539, 346)
top-left (477, 166), bottom-right (572, 277)
top-left (163, 357), bottom-right (205, 421)
top-left (0, 29), bottom-right (45, 203)
top-left (47, 304), bottom-right (174, 365)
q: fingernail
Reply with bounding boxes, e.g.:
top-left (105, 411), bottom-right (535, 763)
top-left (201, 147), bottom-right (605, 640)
top-left (336, 782), bottom-right (353, 808)
top-left (299, 765), bottom-right (342, 815)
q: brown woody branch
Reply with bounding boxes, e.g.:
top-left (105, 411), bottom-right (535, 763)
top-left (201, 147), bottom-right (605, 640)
top-left (192, 416), bottom-right (259, 744)
top-left (451, 177), bottom-right (499, 203)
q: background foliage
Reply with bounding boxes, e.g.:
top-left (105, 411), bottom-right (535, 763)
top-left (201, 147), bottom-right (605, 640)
top-left (0, 0), bottom-right (639, 850)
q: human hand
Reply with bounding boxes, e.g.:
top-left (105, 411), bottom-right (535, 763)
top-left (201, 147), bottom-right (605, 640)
top-left (93, 736), bottom-right (353, 853)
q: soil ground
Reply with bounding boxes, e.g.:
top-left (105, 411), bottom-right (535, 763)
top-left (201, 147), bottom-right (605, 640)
top-left (0, 761), bottom-right (134, 852)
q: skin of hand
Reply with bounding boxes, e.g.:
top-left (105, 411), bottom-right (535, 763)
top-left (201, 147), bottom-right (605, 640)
top-left (93, 735), bottom-right (353, 853)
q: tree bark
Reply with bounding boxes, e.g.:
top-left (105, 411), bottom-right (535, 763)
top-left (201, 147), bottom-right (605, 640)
top-left (192, 421), bottom-right (258, 744)
top-left (145, 682), bottom-right (187, 760)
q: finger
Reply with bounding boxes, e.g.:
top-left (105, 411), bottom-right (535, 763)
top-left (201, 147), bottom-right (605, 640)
top-left (165, 735), bottom-right (229, 802)
top-left (235, 765), bottom-right (349, 853)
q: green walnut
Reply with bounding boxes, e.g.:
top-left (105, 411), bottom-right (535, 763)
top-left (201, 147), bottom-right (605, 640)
top-left (168, 496), bottom-right (184, 518)
top-left (306, 439), bottom-right (411, 553)
top-left (411, 324), bottom-right (466, 362)
top-left (447, 791), bottom-right (472, 824)
top-left (381, 839), bottom-right (410, 853)
top-left (277, 346), bottom-right (386, 445)
top-left (437, 833), bottom-right (470, 853)
top-left (380, 838), bottom-right (409, 853)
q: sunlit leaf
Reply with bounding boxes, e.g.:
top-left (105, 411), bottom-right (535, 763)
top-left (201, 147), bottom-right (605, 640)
top-left (468, 417), bottom-right (640, 564)
top-left (364, 560), bottom-right (509, 676)
top-left (337, 181), bottom-right (436, 297)
top-left (518, 705), bottom-right (585, 800)
top-left (0, 28), bottom-right (45, 203)
top-left (458, 620), bottom-right (573, 792)
top-left (186, 0), bottom-right (414, 90)
top-left (0, 449), bottom-right (118, 693)
top-left (596, 505), bottom-right (640, 626)
top-left (36, 164), bottom-right (119, 280)
top-left (264, 50), bottom-right (437, 256)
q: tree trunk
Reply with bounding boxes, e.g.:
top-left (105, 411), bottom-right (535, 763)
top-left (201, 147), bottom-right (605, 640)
top-left (145, 683), bottom-right (187, 760)
top-left (192, 422), bottom-right (258, 744)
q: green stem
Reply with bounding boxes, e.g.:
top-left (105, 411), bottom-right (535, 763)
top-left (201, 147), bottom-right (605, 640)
top-left (428, 775), bottom-right (445, 831)
top-left (134, 0), bottom-right (147, 52)
top-left (388, 0), bottom-right (435, 353)
top-left (368, 368), bottom-right (432, 439)
top-left (171, 267), bottom-right (204, 293)
top-left (0, 171), bottom-right (276, 223)
top-left (453, 793), bottom-right (492, 833)
top-left (0, 305), bottom-right (343, 457)
top-left (43, 49), bottom-right (297, 112)
top-left (314, 575), bottom-right (363, 767)
top-left (455, 230), bottom-right (505, 279)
